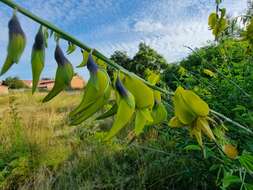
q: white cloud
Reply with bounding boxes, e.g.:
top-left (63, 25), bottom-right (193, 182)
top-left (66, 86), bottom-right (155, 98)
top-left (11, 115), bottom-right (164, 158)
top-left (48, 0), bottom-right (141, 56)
top-left (93, 0), bottom-right (248, 62)
top-left (0, 0), bottom-right (249, 80)
top-left (134, 20), bottom-right (164, 33)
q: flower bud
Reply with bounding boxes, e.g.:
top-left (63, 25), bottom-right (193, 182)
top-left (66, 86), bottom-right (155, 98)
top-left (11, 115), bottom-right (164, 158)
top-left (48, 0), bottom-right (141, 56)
top-left (0, 13), bottom-right (26, 76)
top-left (9, 14), bottom-right (25, 38)
top-left (115, 77), bottom-right (128, 97)
top-left (33, 27), bottom-right (44, 50)
top-left (31, 27), bottom-right (45, 93)
top-left (55, 44), bottom-right (69, 66)
top-left (87, 53), bottom-right (98, 74)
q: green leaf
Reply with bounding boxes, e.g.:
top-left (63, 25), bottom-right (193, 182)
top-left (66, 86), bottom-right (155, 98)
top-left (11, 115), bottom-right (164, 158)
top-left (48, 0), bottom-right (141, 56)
top-left (67, 42), bottom-right (76, 55)
top-left (96, 103), bottom-right (118, 120)
top-left (239, 153), bottom-right (253, 172)
top-left (54, 32), bottom-right (60, 42)
top-left (245, 183), bottom-right (253, 190)
top-left (216, 0), bottom-right (221, 4)
top-left (77, 51), bottom-right (99, 68)
top-left (222, 175), bottom-right (241, 188)
top-left (184, 144), bottom-right (201, 151)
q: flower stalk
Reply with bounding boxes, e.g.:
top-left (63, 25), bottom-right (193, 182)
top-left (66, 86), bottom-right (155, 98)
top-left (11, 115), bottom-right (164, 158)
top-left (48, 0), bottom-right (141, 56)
top-left (0, 0), bottom-right (251, 134)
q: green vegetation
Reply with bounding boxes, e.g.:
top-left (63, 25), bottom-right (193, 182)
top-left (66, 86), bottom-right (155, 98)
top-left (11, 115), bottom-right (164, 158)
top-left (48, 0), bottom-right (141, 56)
top-left (0, 38), bottom-right (253, 189)
top-left (0, 0), bottom-right (253, 189)
top-left (2, 77), bottom-right (27, 89)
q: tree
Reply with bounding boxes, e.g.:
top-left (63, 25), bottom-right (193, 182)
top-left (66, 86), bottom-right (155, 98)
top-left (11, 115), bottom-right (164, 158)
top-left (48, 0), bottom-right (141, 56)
top-left (110, 43), bottom-right (168, 81)
top-left (131, 43), bottom-right (168, 76)
top-left (110, 51), bottom-right (131, 71)
top-left (2, 76), bottom-right (27, 89)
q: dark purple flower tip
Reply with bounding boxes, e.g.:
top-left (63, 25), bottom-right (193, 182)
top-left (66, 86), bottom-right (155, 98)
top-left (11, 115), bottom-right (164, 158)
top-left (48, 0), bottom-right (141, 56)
top-left (115, 77), bottom-right (128, 97)
top-left (33, 28), bottom-right (45, 50)
top-left (87, 54), bottom-right (98, 74)
top-left (55, 44), bottom-right (68, 66)
top-left (9, 14), bottom-right (25, 37)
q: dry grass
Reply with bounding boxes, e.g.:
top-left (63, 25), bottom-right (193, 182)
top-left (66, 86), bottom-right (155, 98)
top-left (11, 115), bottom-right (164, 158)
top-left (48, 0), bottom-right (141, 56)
top-left (0, 91), bottom-right (82, 189)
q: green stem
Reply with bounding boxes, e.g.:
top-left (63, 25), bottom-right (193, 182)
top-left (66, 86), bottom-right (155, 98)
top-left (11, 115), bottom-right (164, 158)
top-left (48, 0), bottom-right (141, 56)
top-left (0, 0), bottom-right (251, 134)
top-left (0, 0), bottom-right (171, 96)
top-left (211, 109), bottom-right (253, 135)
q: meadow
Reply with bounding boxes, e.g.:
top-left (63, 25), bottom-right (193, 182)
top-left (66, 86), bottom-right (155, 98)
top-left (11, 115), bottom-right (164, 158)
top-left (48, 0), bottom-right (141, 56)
top-left (0, 92), bottom-right (79, 189)
top-left (0, 1), bottom-right (253, 189)
top-left (0, 91), bottom-right (218, 190)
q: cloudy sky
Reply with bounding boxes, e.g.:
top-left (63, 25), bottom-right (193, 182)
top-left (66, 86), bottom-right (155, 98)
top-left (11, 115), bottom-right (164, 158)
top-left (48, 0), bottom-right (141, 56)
top-left (0, 0), bottom-right (248, 80)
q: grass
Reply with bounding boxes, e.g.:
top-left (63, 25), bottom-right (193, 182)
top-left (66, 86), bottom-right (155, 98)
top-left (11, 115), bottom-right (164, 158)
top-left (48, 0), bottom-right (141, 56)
top-left (0, 92), bottom-right (80, 189)
top-left (0, 92), bottom-right (223, 190)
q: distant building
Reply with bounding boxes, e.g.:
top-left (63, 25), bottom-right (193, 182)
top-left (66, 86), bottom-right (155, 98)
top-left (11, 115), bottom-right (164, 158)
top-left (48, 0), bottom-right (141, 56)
top-left (0, 82), bottom-right (9, 95)
top-left (20, 75), bottom-right (86, 91)
top-left (38, 80), bottom-right (55, 91)
top-left (70, 75), bottom-right (86, 90)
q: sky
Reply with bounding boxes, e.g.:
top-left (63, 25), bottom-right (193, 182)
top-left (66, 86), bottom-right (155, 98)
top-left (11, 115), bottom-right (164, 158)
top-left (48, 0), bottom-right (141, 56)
top-left (0, 0), bottom-right (248, 80)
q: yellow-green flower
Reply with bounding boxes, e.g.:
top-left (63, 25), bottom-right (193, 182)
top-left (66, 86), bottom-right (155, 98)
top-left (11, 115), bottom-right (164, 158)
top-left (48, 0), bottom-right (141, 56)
top-left (169, 86), bottom-right (215, 147)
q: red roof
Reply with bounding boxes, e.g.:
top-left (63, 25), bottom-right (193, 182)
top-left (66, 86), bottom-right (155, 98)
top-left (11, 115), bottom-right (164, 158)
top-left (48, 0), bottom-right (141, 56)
top-left (38, 80), bottom-right (54, 88)
top-left (39, 80), bottom-right (54, 85)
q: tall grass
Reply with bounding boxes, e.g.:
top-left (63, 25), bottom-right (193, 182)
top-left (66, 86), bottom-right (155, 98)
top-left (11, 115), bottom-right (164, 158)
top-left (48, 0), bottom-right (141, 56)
top-left (0, 92), bottom-right (219, 190)
top-left (0, 92), bottom-right (80, 189)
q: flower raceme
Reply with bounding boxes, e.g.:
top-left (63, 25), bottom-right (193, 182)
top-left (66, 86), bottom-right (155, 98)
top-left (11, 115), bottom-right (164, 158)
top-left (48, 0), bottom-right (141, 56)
top-left (169, 86), bottom-right (215, 147)
top-left (42, 45), bottom-right (74, 102)
top-left (0, 4), bottom-right (249, 160)
top-left (0, 13), bottom-right (213, 145)
top-left (1, 13), bottom-right (26, 76)
top-left (69, 53), bottom-right (111, 125)
top-left (31, 26), bottom-right (45, 93)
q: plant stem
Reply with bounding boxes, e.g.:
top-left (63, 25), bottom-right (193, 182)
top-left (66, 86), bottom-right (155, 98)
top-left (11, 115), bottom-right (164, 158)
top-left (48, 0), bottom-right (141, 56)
top-left (0, 0), bottom-right (172, 96)
top-left (0, 0), bottom-right (251, 134)
top-left (210, 110), bottom-right (253, 135)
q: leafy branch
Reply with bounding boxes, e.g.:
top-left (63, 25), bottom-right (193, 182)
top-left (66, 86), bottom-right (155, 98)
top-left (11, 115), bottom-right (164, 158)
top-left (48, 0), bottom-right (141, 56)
top-left (0, 0), bottom-right (251, 138)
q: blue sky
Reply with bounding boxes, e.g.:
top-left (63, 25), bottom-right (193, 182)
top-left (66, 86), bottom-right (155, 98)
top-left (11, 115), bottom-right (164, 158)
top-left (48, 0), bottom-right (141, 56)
top-left (0, 0), bottom-right (248, 80)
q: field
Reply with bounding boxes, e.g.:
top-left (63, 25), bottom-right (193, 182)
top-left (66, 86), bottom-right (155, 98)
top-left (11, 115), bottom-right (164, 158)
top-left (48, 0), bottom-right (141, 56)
top-left (0, 92), bottom-right (80, 189)
top-left (0, 38), bottom-right (253, 189)
top-left (0, 91), bottom-right (218, 190)
top-left (1, 1), bottom-right (253, 188)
